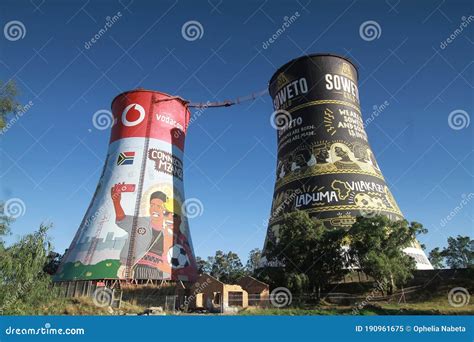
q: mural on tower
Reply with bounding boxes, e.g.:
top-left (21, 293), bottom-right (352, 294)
top-left (55, 90), bottom-right (198, 281)
top-left (263, 54), bottom-right (432, 270)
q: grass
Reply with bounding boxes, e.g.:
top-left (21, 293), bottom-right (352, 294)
top-left (376, 298), bottom-right (474, 315)
top-left (238, 271), bottom-right (474, 316)
top-left (9, 270), bottom-right (474, 316)
top-left (14, 297), bottom-right (145, 316)
top-left (239, 306), bottom-right (354, 315)
top-left (238, 295), bottom-right (474, 316)
top-left (10, 295), bottom-right (473, 316)
top-left (20, 287), bottom-right (473, 316)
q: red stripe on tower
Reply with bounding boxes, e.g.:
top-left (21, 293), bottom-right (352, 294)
top-left (110, 90), bottom-right (189, 151)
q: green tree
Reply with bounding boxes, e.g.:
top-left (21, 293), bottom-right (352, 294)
top-left (347, 216), bottom-right (426, 295)
top-left (265, 211), bottom-right (347, 300)
top-left (428, 247), bottom-right (445, 269)
top-left (43, 251), bottom-right (64, 275)
top-left (207, 250), bottom-right (222, 278)
top-left (0, 222), bottom-right (59, 314)
top-left (0, 80), bottom-right (19, 129)
top-left (195, 256), bottom-right (210, 274)
top-left (225, 251), bottom-right (245, 283)
top-left (0, 202), bottom-right (13, 243)
top-left (245, 248), bottom-right (262, 276)
top-left (443, 235), bottom-right (473, 269)
top-left (208, 250), bottom-right (244, 283)
top-left (0, 84), bottom-right (61, 314)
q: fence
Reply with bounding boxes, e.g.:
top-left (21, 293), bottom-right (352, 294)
top-left (54, 280), bottom-right (122, 308)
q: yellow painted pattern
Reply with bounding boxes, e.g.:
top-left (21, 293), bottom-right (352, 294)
top-left (288, 99), bottom-right (361, 115)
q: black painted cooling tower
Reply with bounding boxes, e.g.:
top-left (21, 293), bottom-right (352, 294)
top-left (262, 54), bottom-right (432, 270)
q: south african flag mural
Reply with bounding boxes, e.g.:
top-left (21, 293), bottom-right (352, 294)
top-left (117, 151), bottom-right (135, 165)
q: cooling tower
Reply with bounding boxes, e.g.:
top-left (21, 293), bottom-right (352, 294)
top-left (263, 54), bottom-right (432, 270)
top-left (56, 90), bottom-right (198, 282)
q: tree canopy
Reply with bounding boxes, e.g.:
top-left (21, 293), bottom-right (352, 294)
top-left (443, 235), bottom-right (473, 269)
top-left (245, 248), bottom-right (262, 276)
top-left (0, 220), bottom-right (59, 314)
top-left (347, 216), bottom-right (426, 294)
top-left (428, 247), bottom-right (444, 269)
top-left (264, 211), bottom-right (347, 299)
top-left (197, 250), bottom-right (245, 283)
top-left (428, 235), bottom-right (473, 269)
top-left (0, 80), bottom-right (19, 129)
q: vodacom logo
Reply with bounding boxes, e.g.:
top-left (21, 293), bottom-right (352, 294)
top-left (122, 103), bottom-right (145, 127)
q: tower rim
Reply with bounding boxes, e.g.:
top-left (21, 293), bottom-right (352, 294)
top-left (111, 88), bottom-right (189, 110)
top-left (269, 53), bottom-right (360, 88)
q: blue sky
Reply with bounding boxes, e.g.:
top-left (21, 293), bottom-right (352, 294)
top-left (0, 0), bottom-right (472, 262)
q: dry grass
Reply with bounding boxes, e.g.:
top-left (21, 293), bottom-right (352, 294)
top-left (239, 296), bottom-right (474, 316)
top-left (25, 297), bottom-right (145, 316)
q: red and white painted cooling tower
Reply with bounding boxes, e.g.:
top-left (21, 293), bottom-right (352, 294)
top-left (56, 90), bottom-right (198, 282)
